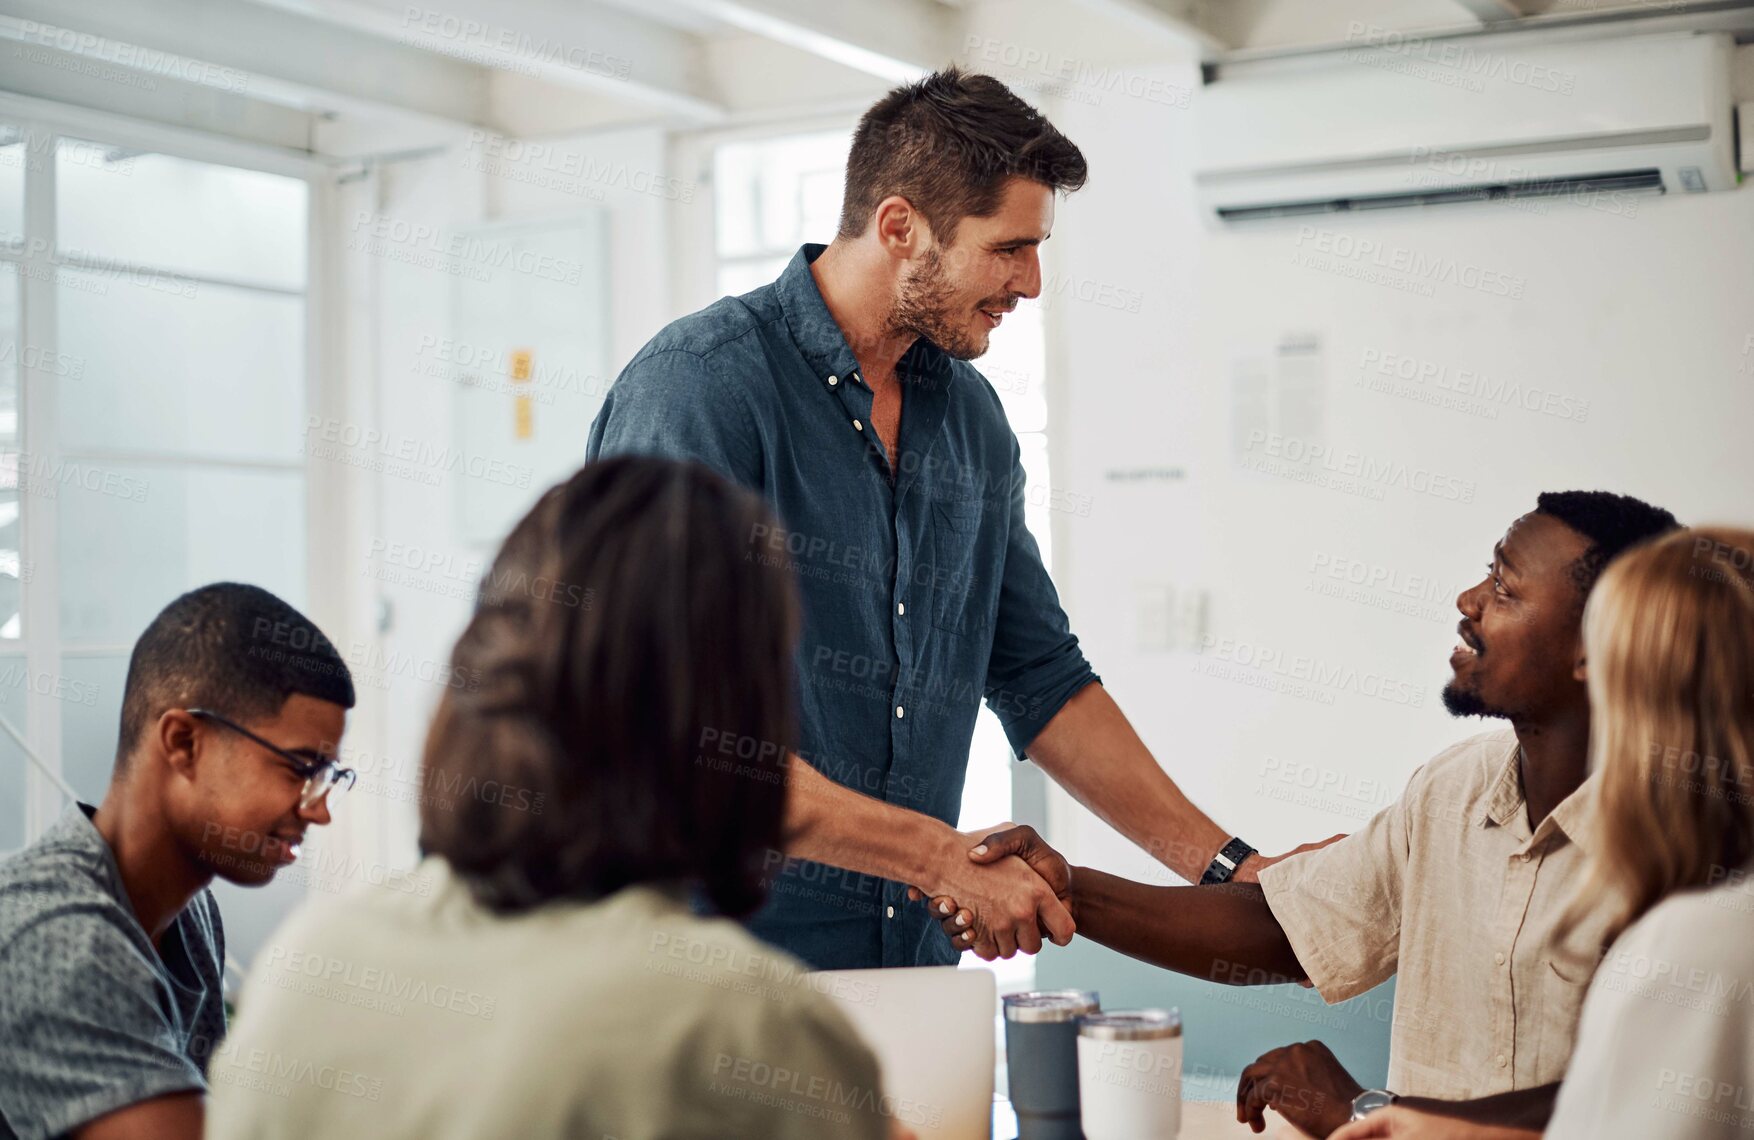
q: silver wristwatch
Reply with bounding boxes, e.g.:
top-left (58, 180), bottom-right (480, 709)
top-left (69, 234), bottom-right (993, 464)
top-left (1351, 1089), bottom-right (1397, 1121)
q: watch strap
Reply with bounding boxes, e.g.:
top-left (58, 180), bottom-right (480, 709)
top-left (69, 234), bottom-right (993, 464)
top-left (1198, 837), bottom-right (1257, 885)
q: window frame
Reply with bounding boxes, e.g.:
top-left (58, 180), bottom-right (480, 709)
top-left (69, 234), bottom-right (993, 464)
top-left (0, 94), bottom-right (332, 846)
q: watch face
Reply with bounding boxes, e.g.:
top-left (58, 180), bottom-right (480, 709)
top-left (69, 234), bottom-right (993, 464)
top-left (1352, 1090), bottom-right (1396, 1119)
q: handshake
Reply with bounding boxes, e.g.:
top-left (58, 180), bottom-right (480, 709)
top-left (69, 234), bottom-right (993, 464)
top-left (906, 823), bottom-right (1076, 960)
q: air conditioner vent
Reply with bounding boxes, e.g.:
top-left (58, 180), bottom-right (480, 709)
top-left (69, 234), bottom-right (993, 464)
top-left (1215, 169), bottom-right (1666, 223)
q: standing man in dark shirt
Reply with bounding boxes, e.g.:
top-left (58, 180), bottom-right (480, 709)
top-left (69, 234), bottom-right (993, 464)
top-left (0, 583), bottom-right (356, 1140)
top-left (588, 68), bottom-right (1290, 969)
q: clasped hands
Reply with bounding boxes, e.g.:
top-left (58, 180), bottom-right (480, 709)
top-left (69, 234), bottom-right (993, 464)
top-left (906, 824), bottom-right (1073, 960)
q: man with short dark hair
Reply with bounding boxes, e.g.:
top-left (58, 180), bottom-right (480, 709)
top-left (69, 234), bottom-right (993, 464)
top-left (589, 68), bottom-right (1281, 969)
top-left (0, 583), bottom-right (356, 1140)
top-left (932, 492), bottom-right (1681, 1137)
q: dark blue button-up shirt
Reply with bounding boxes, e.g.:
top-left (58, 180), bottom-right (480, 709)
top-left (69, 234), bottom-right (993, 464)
top-left (586, 244), bottom-right (1098, 968)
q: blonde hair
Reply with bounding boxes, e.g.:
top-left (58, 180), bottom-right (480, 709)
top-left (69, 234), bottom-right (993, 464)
top-left (1561, 526), bottom-right (1754, 950)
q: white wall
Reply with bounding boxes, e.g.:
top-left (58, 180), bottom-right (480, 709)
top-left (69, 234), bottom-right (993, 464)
top-left (315, 125), bottom-right (677, 891)
top-left (307, 31), bottom-right (1754, 947)
top-left (1040, 59), bottom-right (1754, 883)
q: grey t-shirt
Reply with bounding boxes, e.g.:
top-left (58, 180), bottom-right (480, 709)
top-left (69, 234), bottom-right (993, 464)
top-left (0, 804), bottom-right (226, 1140)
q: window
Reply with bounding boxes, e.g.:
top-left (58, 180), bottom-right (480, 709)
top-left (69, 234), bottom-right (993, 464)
top-left (0, 122), bottom-right (312, 852)
top-left (713, 130), bottom-right (851, 298)
top-left (712, 130), bottom-right (1062, 987)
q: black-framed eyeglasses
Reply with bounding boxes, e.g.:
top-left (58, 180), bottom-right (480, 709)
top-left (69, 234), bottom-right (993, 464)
top-left (188, 708), bottom-right (355, 810)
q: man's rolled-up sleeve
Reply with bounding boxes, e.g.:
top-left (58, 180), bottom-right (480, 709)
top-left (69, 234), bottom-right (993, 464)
top-left (586, 349), bottom-right (764, 490)
top-left (984, 437), bottom-right (1099, 759)
top-left (1256, 773), bottom-right (1419, 1003)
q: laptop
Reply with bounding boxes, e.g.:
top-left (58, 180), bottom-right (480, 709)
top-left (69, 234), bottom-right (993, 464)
top-left (811, 965), bottom-right (998, 1140)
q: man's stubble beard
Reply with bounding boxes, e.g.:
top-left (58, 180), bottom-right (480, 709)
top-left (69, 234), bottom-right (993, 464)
top-left (886, 246), bottom-right (987, 363)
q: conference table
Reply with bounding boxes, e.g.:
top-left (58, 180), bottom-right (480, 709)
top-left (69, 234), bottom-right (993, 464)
top-left (992, 1096), bottom-right (1313, 1138)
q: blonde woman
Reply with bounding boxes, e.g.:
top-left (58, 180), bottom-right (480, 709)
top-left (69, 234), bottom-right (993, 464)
top-left (1335, 527), bottom-right (1754, 1140)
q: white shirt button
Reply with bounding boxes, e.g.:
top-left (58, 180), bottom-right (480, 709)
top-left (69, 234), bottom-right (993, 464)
top-left (853, 419), bottom-right (863, 431)
top-left (1496, 1054), bottom-right (1507, 1068)
top-left (897, 602), bottom-right (906, 615)
top-left (886, 905), bottom-right (895, 919)
top-left (828, 375), bottom-right (839, 386)
top-left (1494, 952), bottom-right (1506, 966)
top-left (895, 706), bottom-right (905, 718)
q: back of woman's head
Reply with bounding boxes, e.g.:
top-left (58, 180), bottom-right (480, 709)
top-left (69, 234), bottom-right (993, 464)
top-left (1578, 526), bottom-right (1754, 938)
top-left (419, 456), bottom-right (799, 918)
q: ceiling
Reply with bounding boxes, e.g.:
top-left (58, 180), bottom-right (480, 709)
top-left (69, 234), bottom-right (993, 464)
top-left (0, 0), bottom-right (1748, 159)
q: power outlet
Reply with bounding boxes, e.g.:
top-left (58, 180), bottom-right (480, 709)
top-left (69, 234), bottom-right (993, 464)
top-left (1135, 585), bottom-right (1209, 652)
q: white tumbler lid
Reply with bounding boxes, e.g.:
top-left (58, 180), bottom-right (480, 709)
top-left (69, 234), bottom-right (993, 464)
top-left (1078, 1009), bottom-right (1182, 1040)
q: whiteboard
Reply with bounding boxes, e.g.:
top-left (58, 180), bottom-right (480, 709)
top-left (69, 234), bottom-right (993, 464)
top-left (450, 211), bottom-right (611, 547)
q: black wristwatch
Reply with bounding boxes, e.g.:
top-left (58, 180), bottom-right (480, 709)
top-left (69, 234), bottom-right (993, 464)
top-left (1199, 837), bottom-right (1257, 885)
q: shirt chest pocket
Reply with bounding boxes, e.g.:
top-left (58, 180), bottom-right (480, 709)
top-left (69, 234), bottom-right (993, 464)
top-left (1530, 955), bottom-right (1593, 1078)
top-left (929, 498), bottom-right (989, 635)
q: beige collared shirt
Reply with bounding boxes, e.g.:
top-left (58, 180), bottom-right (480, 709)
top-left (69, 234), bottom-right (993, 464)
top-left (1258, 728), bottom-right (1614, 1099)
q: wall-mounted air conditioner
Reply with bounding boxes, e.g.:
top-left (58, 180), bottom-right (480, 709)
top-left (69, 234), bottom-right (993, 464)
top-left (1195, 32), bottom-right (1738, 224)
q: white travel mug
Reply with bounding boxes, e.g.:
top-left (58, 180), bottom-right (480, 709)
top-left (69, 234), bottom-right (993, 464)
top-left (1076, 1009), bottom-right (1182, 1140)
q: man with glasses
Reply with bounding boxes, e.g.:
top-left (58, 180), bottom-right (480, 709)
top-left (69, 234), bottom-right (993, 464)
top-left (0, 583), bottom-right (356, 1140)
